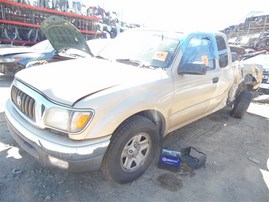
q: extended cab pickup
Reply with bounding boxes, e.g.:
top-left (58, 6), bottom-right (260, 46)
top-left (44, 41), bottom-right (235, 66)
top-left (4, 16), bottom-right (262, 184)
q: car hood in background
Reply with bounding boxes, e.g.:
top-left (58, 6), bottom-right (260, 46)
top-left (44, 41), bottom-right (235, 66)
top-left (0, 46), bottom-right (31, 56)
top-left (15, 58), bottom-right (164, 106)
top-left (86, 39), bottom-right (111, 56)
top-left (243, 54), bottom-right (269, 71)
top-left (41, 15), bottom-right (92, 56)
top-left (3, 52), bottom-right (47, 63)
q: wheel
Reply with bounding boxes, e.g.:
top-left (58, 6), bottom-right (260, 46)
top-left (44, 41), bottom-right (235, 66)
top-left (102, 115), bottom-right (159, 184)
top-left (4, 26), bottom-right (19, 40)
top-left (18, 28), bottom-right (29, 41)
top-left (231, 91), bottom-right (253, 119)
top-left (27, 29), bottom-right (38, 42)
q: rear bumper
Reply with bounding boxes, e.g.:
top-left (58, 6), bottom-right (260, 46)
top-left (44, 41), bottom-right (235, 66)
top-left (5, 100), bottom-right (111, 172)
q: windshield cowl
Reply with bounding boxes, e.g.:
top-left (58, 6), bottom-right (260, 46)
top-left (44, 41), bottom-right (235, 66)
top-left (116, 58), bottom-right (156, 69)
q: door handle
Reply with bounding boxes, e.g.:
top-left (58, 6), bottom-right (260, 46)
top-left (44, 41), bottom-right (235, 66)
top-left (213, 77), bottom-right (219, 83)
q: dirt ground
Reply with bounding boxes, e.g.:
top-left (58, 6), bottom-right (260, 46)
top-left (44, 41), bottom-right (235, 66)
top-left (0, 74), bottom-right (268, 202)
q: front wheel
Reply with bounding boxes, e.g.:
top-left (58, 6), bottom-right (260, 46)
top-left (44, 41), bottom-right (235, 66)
top-left (231, 91), bottom-right (253, 118)
top-left (102, 115), bottom-right (159, 184)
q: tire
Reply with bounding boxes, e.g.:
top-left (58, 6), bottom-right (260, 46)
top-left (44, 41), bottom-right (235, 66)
top-left (4, 26), bottom-right (18, 40)
top-left (231, 91), bottom-right (253, 119)
top-left (27, 29), bottom-right (38, 42)
top-left (102, 115), bottom-right (159, 184)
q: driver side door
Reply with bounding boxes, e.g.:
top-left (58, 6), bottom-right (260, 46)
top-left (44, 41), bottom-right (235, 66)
top-left (168, 33), bottom-right (219, 132)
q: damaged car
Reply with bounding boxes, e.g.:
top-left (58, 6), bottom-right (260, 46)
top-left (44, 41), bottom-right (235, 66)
top-left (0, 16), bottom-right (93, 76)
top-left (0, 40), bottom-right (55, 75)
top-left (241, 52), bottom-right (269, 94)
top-left (5, 16), bottom-right (262, 184)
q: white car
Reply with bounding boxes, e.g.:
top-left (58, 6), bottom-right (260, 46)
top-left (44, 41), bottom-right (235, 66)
top-left (242, 54), bottom-right (269, 94)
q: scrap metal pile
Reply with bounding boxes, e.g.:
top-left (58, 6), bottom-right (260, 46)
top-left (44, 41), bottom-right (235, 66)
top-left (0, 0), bottom-right (101, 45)
top-left (222, 12), bottom-right (269, 51)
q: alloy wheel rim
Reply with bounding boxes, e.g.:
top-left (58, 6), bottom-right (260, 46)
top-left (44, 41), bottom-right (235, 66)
top-left (120, 132), bottom-right (151, 172)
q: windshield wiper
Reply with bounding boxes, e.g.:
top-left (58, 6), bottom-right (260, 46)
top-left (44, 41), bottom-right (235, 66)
top-left (95, 55), bottom-right (108, 60)
top-left (116, 58), bottom-right (155, 69)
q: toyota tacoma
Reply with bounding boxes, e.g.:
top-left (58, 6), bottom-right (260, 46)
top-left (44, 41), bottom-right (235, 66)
top-left (4, 16), bottom-right (262, 184)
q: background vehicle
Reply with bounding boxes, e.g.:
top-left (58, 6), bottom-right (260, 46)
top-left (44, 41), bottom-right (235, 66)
top-left (4, 17), bottom-right (262, 184)
top-left (0, 40), bottom-right (54, 75)
top-left (86, 38), bottom-right (112, 56)
top-left (0, 15), bottom-right (111, 76)
top-left (0, 39), bottom-right (92, 76)
top-left (0, 38), bottom-right (111, 76)
top-left (241, 53), bottom-right (269, 94)
top-left (0, 44), bottom-right (30, 56)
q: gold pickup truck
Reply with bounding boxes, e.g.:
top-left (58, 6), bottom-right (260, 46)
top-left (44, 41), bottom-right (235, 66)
top-left (4, 16), bottom-right (262, 184)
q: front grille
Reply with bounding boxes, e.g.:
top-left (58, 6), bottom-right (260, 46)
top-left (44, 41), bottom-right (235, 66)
top-left (11, 85), bottom-right (35, 121)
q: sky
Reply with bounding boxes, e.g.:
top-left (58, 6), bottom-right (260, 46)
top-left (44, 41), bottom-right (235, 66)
top-left (92, 0), bottom-right (269, 31)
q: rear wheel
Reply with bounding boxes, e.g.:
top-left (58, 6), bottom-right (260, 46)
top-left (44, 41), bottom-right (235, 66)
top-left (102, 115), bottom-right (159, 184)
top-left (231, 91), bottom-right (253, 118)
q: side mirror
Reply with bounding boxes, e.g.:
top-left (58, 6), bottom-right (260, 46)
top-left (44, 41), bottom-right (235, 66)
top-left (178, 63), bottom-right (208, 75)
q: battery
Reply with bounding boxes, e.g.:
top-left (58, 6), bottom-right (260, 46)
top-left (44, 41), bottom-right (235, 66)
top-left (158, 148), bottom-right (181, 172)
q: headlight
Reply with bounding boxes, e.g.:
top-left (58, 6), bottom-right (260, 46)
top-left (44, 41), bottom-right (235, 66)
top-left (44, 108), bottom-right (94, 133)
top-left (0, 57), bottom-right (21, 63)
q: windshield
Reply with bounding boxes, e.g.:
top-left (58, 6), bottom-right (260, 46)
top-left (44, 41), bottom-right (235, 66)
top-left (98, 30), bottom-right (182, 68)
top-left (30, 40), bottom-right (55, 53)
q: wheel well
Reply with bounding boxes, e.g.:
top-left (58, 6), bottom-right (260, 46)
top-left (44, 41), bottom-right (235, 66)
top-left (113, 110), bottom-right (166, 139)
top-left (227, 72), bottom-right (258, 106)
top-left (232, 76), bottom-right (256, 102)
top-left (244, 74), bottom-right (258, 91)
top-left (136, 110), bottom-right (166, 137)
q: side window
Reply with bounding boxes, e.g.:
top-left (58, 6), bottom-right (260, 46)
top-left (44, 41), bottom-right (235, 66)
top-left (216, 35), bottom-right (228, 68)
top-left (180, 35), bottom-right (216, 71)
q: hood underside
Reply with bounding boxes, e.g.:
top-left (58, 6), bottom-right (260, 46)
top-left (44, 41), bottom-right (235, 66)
top-left (41, 16), bottom-right (92, 56)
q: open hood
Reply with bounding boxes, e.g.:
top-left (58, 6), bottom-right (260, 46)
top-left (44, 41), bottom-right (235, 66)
top-left (41, 16), bottom-right (93, 56)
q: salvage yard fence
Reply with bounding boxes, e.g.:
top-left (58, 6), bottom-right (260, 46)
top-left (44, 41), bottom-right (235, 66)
top-left (0, 0), bottom-right (102, 45)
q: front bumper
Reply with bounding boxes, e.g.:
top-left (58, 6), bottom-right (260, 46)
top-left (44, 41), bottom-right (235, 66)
top-left (5, 99), bottom-right (111, 172)
top-left (0, 64), bottom-right (20, 76)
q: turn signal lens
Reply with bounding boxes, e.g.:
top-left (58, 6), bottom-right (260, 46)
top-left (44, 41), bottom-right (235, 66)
top-left (70, 112), bottom-right (92, 133)
top-left (76, 114), bottom-right (90, 129)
